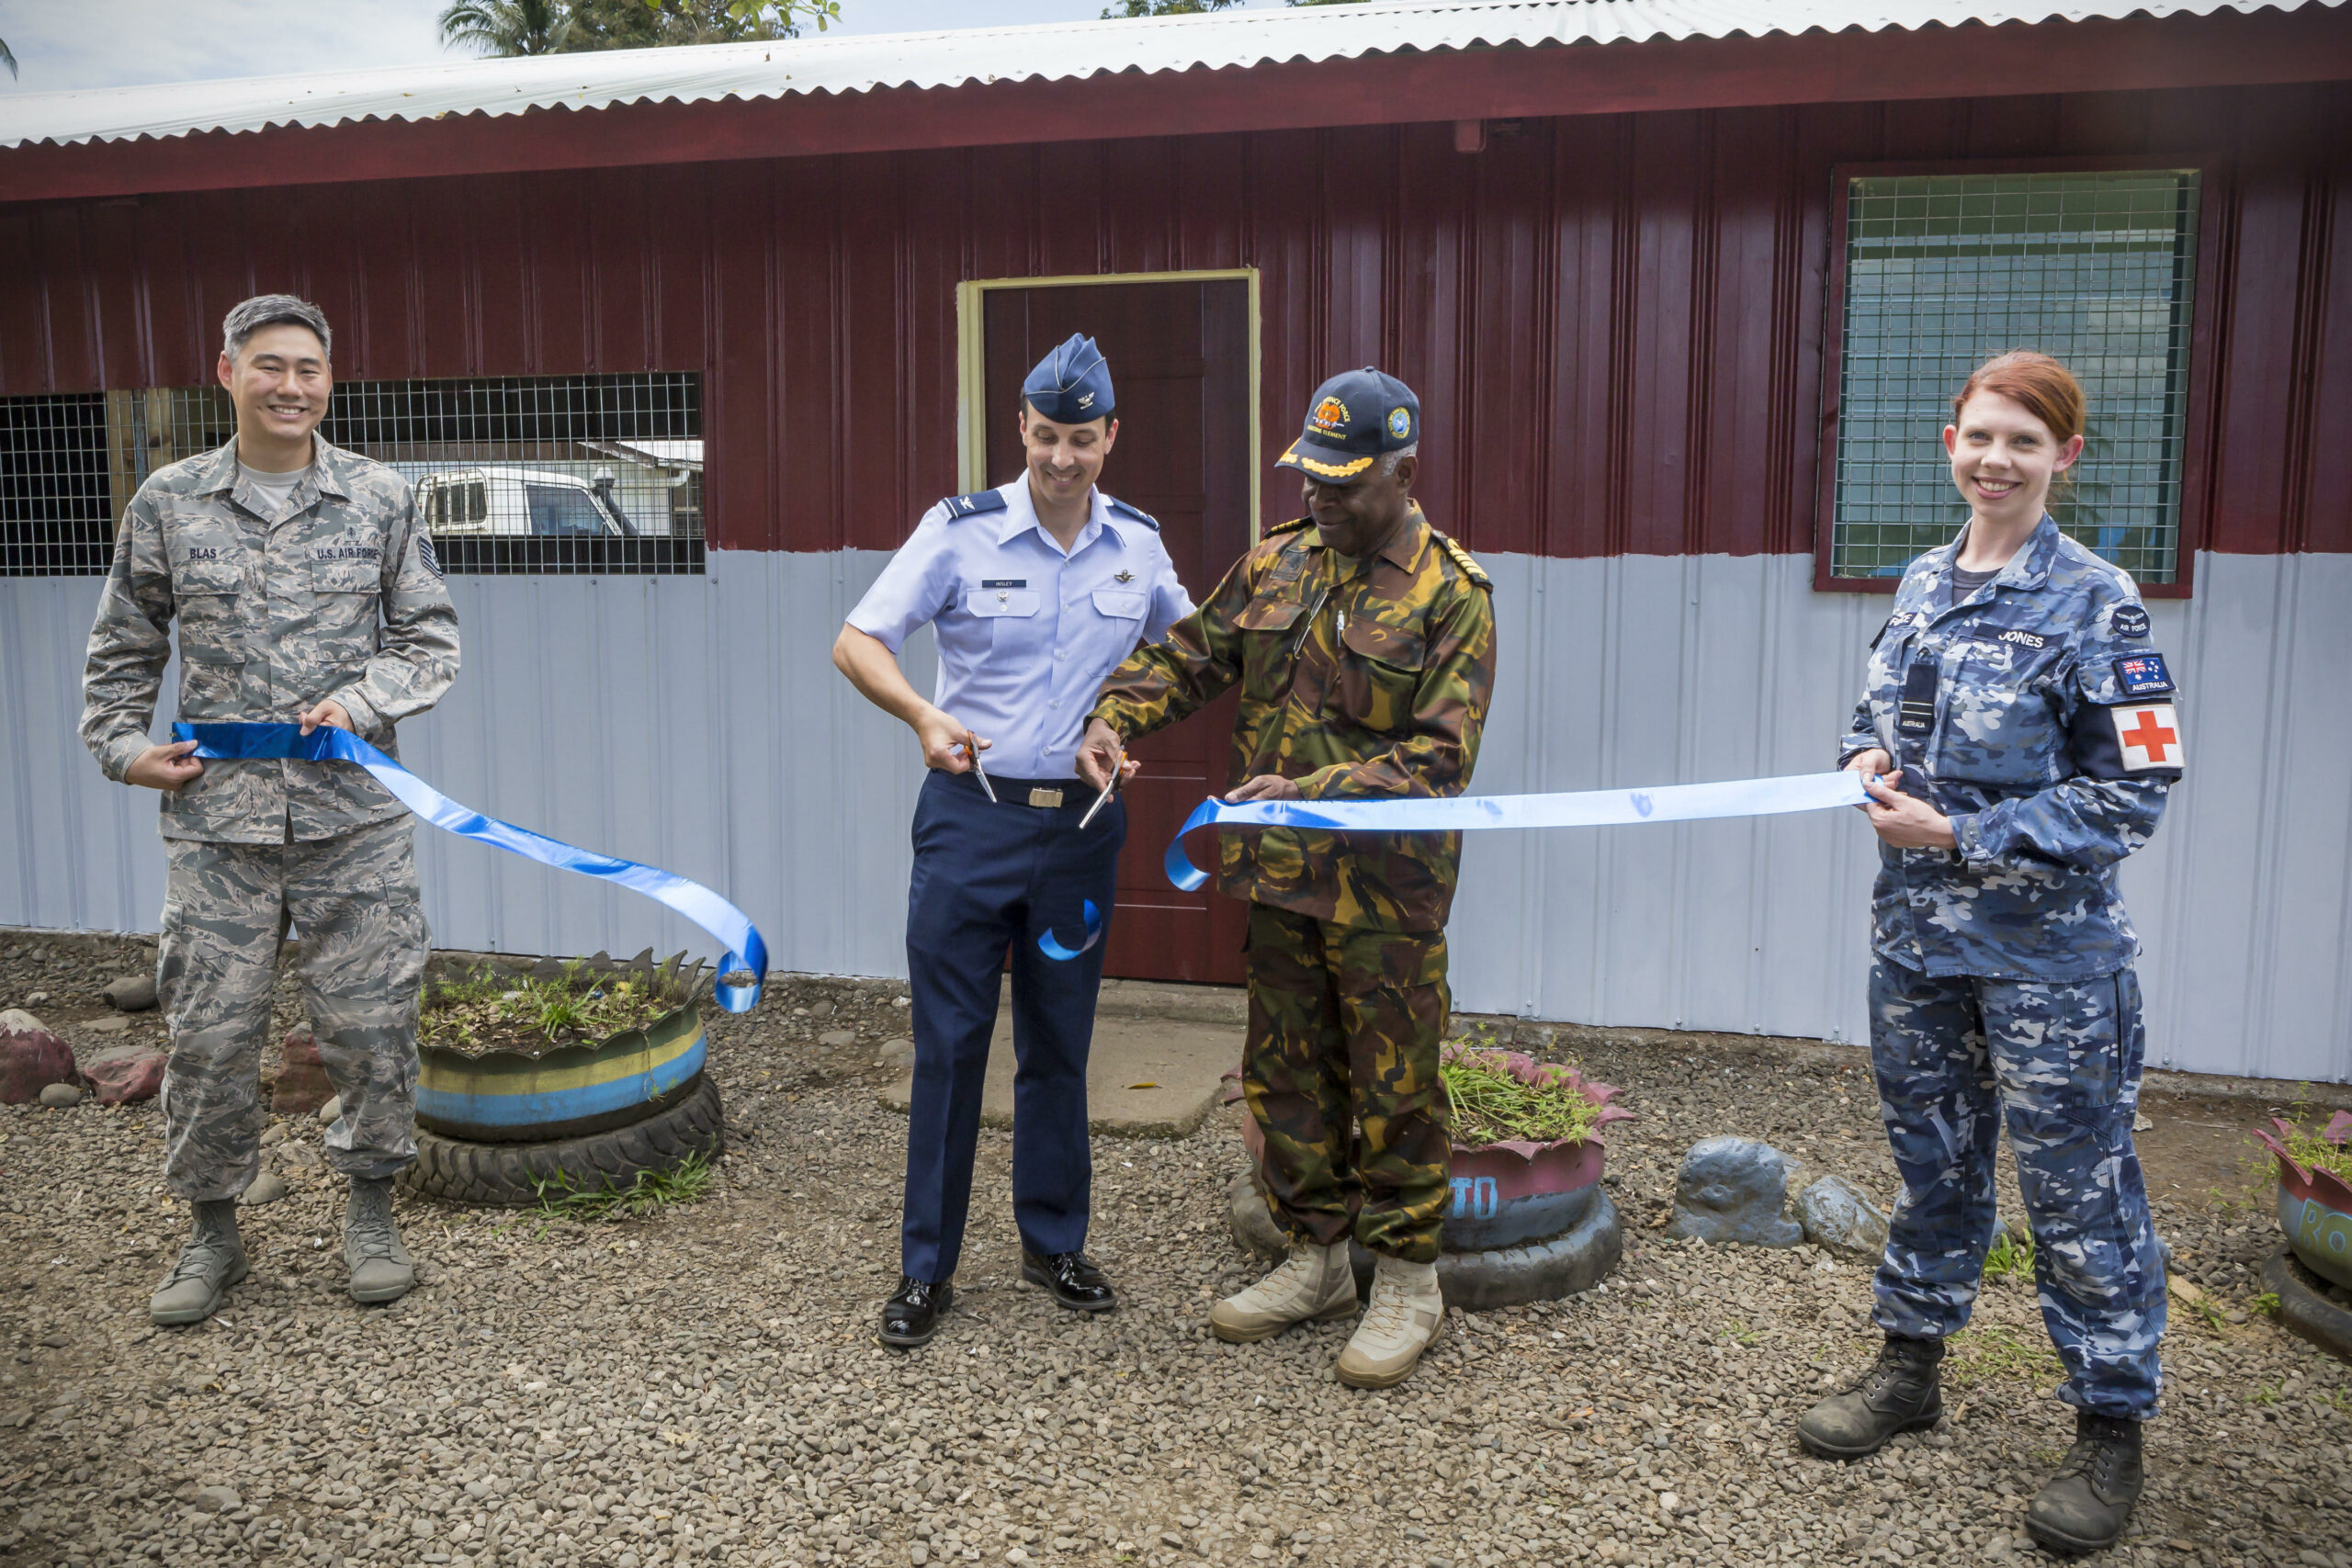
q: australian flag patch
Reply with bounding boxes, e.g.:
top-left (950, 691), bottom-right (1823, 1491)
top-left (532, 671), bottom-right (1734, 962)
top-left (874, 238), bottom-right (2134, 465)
top-left (2114, 652), bottom-right (2174, 697)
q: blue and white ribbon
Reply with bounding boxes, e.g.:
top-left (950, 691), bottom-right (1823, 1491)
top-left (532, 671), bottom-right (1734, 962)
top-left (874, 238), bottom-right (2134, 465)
top-left (1162, 771), bottom-right (1871, 890)
top-left (1036, 899), bottom-right (1105, 962)
top-left (174, 722), bottom-right (768, 1013)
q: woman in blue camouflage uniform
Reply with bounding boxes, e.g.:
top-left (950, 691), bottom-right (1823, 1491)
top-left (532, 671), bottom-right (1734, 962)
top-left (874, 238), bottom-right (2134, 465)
top-left (1796, 353), bottom-right (2184, 1554)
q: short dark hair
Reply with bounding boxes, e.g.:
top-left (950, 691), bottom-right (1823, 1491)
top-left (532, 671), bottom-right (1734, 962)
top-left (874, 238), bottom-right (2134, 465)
top-left (222, 294), bottom-right (333, 363)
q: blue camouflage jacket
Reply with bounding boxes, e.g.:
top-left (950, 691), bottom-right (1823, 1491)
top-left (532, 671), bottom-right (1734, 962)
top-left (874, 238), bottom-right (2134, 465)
top-left (1840, 516), bottom-right (2183, 981)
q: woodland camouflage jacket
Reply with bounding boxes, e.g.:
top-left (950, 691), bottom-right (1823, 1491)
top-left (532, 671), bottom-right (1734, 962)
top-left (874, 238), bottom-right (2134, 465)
top-left (1091, 505), bottom-right (1496, 932)
top-left (81, 437), bottom-right (459, 843)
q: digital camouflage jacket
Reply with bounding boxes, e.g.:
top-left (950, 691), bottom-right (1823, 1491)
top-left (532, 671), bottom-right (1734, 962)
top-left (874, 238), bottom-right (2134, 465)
top-left (1841, 514), bottom-right (2181, 981)
top-left (81, 438), bottom-right (460, 844)
top-left (1091, 506), bottom-right (1496, 932)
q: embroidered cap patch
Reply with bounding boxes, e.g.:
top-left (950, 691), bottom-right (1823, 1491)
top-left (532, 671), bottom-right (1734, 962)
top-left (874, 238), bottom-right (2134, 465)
top-left (2114, 652), bottom-right (2175, 698)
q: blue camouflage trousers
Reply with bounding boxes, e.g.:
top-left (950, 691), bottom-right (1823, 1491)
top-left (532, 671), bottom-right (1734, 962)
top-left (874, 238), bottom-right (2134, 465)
top-left (1868, 958), bottom-right (2166, 1419)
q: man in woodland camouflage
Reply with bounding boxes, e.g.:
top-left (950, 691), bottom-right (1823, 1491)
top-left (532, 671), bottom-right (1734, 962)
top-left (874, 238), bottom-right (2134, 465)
top-left (81, 294), bottom-right (459, 1325)
top-left (1079, 368), bottom-right (1494, 1388)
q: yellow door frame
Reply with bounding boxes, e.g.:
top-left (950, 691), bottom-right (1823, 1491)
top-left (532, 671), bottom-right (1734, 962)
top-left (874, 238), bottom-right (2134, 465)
top-left (954, 268), bottom-right (1262, 542)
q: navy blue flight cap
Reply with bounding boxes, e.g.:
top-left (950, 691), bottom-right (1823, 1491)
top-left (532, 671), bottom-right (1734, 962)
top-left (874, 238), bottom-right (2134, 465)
top-left (1276, 367), bottom-right (1419, 484)
top-left (1022, 333), bottom-right (1115, 425)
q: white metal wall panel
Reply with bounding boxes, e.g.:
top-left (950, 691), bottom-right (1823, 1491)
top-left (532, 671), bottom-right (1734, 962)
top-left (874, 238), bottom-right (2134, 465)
top-left (3, 549), bottom-right (2346, 1083)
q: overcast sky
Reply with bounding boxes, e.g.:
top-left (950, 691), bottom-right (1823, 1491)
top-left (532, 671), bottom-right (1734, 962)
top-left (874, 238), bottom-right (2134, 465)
top-left (0, 1), bottom-right (1298, 92)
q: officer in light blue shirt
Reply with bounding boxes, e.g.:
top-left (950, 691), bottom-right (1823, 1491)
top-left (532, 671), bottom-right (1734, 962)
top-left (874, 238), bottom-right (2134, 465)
top-left (832, 334), bottom-right (1193, 1348)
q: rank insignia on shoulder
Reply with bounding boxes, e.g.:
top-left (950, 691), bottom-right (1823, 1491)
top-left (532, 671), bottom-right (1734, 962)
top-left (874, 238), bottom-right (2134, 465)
top-left (1434, 531), bottom-right (1490, 590)
top-left (1106, 498), bottom-right (1159, 529)
top-left (944, 490), bottom-right (1008, 517)
top-left (2114, 652), bottom-right (2175, 697)
top-left (2109, 603), bottom-right (2151, 639)
top-left (1266, 516), bottom-right (1317, 537)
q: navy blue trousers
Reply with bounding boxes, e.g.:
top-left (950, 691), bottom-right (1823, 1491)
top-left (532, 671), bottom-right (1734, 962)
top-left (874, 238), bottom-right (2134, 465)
top-left (900, 769), bottom-right (1123, 1284)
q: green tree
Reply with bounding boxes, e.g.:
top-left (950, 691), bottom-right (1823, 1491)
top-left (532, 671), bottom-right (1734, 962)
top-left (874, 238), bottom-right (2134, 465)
top-left (564, 0), bottom-right (839, 49)
top-left (436, 0), bottom-right (574, 55)
top-left (1100, 1), bottom-right (1239, 17)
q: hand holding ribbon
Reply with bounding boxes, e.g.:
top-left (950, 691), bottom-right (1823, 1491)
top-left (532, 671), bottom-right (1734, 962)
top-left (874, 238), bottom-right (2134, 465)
top-left (174, 721), bottom-right (768, 1012)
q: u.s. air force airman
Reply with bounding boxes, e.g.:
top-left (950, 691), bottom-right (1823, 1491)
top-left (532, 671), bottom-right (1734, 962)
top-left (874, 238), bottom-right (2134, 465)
top-left (1803, 351), bottom-right (2176, 1555)
top-left (79, 294), bottom-right (459, 1325)
top-left (1080, 367), bottom-right (1495, 1389)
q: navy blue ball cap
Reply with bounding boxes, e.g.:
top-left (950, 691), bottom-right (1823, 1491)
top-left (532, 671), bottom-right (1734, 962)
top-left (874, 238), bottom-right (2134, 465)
top-left (1023, 333), bottom-right (1115, 425)
top-left (1276, 367), bottom-right (1419, 484)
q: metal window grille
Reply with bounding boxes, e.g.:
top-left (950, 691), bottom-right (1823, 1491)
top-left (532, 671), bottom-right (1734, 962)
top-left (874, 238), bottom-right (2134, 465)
top-left (1, 372), bottom-right (702, 577)
top-left (1829, 170), bottom-right (2201, 583)
top-left (1, 393), bottom-right (115, 576)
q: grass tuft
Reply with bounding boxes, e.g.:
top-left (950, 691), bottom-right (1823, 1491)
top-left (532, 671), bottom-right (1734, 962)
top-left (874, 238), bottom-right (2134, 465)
top-left (1944, 1325), bottom-right (2063, 1392)
top-left (1438, 1044), bottom-right (1632, 1145)
top-left (530, 1150), bottom-right (716, 1222)
top-left (1983, 1224), bottom-right (2036, 1286)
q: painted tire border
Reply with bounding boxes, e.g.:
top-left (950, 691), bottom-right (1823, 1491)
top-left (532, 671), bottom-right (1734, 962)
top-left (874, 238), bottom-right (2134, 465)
top-left (2260, 1245), bottom-right (2352, 1367)
top-left (415, 998), bottom-right (707, 1143)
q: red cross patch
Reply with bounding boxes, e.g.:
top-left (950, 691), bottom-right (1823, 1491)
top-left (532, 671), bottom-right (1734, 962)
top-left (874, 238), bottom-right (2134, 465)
top-left (2112, 702), bottom-right (2182, 773)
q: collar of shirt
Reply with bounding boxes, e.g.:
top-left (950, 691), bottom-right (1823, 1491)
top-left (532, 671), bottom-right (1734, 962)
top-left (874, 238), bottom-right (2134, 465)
top-left (991, 478), bottom-right (1145, 559)
top-left (194, 435), bottom-right (359, 517)
top-left (1295, 504), bottom-right (1431, 578)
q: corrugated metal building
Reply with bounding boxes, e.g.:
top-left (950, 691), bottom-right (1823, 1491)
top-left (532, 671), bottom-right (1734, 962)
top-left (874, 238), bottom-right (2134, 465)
top-left (4, 0), bottom-right (2348, 1081)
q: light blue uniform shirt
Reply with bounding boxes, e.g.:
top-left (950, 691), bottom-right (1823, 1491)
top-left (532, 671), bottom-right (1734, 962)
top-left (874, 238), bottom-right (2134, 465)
top-left (848, 479), bottom-right (1194, 780)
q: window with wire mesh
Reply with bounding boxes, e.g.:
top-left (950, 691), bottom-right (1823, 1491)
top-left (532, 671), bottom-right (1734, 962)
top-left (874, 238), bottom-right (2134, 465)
top-left (1, 372), bottom-right (703, 577)
top-left (1828, 169), bottom-right (2201, 583)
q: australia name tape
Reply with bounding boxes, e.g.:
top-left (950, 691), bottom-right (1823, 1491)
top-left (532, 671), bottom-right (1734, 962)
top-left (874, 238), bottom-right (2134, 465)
top-left (174, 722), bottom-right (768, 1013)
top-left (1161, 771), bottom-right (1871, 891)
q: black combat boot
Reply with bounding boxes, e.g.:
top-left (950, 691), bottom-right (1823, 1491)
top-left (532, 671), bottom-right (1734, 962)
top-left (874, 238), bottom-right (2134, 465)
top-left (2025, 1410), bottom-right (2144, 1554)
top-left (1793, 1333), bottom-right (1944, 1460)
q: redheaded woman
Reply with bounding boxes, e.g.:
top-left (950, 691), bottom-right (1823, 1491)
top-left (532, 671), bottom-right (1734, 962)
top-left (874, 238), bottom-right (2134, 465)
top-left (1798, 352), bottom-right (2184, 1553)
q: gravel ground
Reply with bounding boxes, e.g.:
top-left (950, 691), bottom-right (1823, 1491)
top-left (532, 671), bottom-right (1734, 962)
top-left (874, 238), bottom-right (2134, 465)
top-left (3, 931), bottom-right (2348, 1568)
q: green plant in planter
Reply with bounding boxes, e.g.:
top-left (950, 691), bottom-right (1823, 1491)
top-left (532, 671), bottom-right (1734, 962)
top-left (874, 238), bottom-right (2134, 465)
top-left (1439, 1044), bottom-right (1632, 1146)
top-left (420, 959), bottom-right (680, 1055)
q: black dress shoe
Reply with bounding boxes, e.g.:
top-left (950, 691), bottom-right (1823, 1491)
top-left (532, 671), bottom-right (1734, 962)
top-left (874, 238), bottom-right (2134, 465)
top-left (1022, 1249), bottom-right (1117, 1313)
top-left (879, 1275), bottom-right (953, 1348)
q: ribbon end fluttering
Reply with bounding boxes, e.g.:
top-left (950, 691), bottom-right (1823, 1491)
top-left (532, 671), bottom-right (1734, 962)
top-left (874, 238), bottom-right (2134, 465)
top-left (1036, 899), bottom-right (1105, 962)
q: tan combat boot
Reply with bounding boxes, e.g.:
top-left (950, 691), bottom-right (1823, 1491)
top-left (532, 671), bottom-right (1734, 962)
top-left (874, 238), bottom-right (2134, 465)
top-left (1335, 1252), bottom-right (1443, 1389)
top-left (1208, 1240), bottom-right (1356, 1343)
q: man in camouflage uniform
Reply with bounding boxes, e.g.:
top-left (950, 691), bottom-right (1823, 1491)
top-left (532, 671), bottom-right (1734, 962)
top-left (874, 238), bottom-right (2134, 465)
top-left (80, 295), bottom-right (460, 1325)
top-left (1079, 368), bottom-right (1494, 1388)
top-left (1801, 507), bottom-right (2178, 1551)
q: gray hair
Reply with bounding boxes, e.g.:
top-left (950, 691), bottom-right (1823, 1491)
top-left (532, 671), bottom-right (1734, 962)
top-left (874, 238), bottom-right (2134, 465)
top-left (222, 294), bottom-right (332, 363)
top-left (1378, 442), bottom-right (1419, 478)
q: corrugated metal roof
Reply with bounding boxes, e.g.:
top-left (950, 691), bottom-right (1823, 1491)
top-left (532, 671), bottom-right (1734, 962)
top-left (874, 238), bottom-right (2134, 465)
top-left (0, 0), bottom-right (2332, 150)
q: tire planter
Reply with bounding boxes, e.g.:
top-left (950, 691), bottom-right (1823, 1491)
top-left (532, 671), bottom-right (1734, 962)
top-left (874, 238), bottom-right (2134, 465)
top-left (401, 1072), bottom-right (725, 1208)
top-left (1231, 1114), bottom-right (1626, 1309)
top-left (415, 951), bottom-right (709, 1144)
top-left (2259, 1246), bottom-right (2352, 1367)
top-left (2253, 1115), bottom-right (2352, 1292)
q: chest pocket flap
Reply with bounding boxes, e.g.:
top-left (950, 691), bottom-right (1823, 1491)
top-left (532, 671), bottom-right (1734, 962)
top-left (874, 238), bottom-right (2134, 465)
top-left (966, 588), bottom-right (1040, 618)
top-left (1091, 588), bottom-right (1147, 620)
top-left (1234, 596), bottom-right (1306, 633)
top-left (1340, 615), bottom-right (1426, 671)
top-left (311, 558), bottom-right (381, 594)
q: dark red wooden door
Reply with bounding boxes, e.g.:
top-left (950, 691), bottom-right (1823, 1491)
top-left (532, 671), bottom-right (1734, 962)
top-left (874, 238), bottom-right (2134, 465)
top-left (984, 278), bottom-right (1252, 986)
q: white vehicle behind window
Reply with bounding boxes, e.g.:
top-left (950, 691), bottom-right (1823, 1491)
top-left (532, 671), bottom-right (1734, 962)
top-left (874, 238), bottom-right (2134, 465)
top-left (416, 468), bottom-right (636, 538)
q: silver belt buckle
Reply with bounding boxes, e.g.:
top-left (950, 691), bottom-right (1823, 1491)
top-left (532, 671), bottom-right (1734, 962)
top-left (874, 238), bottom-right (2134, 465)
top-left (1026, 787), bottom-right (1065, 809)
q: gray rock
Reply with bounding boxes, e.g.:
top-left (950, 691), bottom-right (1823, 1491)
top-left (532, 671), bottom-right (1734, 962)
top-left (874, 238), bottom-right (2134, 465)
top-left (1794, 1174), bottom-right (1890, 1263)
top-left (241, 1172), bottom-right (288, 1206)
top-left (876, 1037), bottom-right (916, 1068)
top-left (1661, 1136), bottom-right (1804, 1248)
top-left (101, 973), bottom-right (158, 1011)
top-left (317, 1094), bottom-right (343, 1126)
top-left (0, 1008), bottom-right (47, 1036)
top-left (37, 1082), bottom-right (83, 1109)
top-left (818, 1029), bottom-right (855, 1047)
top-left (192, 1485), bottom-right (241, 1513)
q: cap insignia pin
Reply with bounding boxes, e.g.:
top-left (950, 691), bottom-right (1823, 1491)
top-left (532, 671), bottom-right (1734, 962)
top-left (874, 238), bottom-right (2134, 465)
top-left (1077, 391), bottom-right (1095, 409)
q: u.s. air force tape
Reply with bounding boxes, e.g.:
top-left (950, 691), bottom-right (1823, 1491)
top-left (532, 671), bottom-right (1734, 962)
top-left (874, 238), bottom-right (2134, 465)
top-left (1161, 771), bottom-right (1873, 892)
top-left (174, 721), bottom-right (768, 1013)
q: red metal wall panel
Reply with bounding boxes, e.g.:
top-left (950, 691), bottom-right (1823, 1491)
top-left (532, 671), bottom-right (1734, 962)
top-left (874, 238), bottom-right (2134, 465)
top-left (4, 82), bottom-right (2346, 559)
